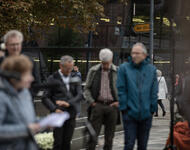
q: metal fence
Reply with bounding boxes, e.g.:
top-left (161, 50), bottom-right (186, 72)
top-left (23, 47), bottom-right (190, 80)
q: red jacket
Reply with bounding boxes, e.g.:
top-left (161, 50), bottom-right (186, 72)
top-left (166, 121), bottom-right (190, 150)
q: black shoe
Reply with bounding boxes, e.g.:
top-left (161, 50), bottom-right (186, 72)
top-left (163, 111), bottom-right (166, 116)
top-left (154, 114), bottom-right (158, 117)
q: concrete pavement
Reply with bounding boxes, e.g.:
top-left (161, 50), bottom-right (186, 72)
top-left (97, 99), bottom-right (170, 150)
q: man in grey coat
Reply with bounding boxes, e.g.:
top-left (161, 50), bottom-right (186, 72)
top-left (84, 48), bottom-right (119, 150)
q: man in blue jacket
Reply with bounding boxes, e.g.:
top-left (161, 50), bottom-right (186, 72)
top-left (117, 42), bottom-right (158, 150)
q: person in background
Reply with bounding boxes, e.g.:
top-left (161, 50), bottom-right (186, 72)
top-left (0, 30), bottom-right (41, 97)
top-left (72, 65), bottom-right (82, 79)
top-left (175, 74), bottom-right (180, 86)
top-left (42, 55), bottom-right (83, 150)
top-left (155, 69), bottom-right (168, 117)
top-left (0, 55), bottom-right (40, 150)
top-left (84, 48), bottom-right (119, 150)
top-left (0, 43), bottom-right (5, 57)
top-left (117, 42), bottom-right (158, 150)
top-left (175, 73), bottom-right (184, 96)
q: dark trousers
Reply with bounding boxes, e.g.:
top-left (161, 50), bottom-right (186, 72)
top-left (87, 103), bottom-right (118, 150)
top-left (156, 99), bottom-right (166, 115)
top-left (53, 117), bottom-right (76, 150)
top-left (122, 114), bottom-right (152, 150)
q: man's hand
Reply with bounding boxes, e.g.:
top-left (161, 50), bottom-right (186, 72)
top-left (91, 102), bottom-right (96, 107)
top-left (110, 102), bottom-right (119, 107)
top-left (56, 100), bottom-right (70, 107)
top-left (73, 66), bottom-right (79, 72)
top-left (55, 109), bottom-right (64, 113)
top-left (0, 51), bottom-right (5, 57)
top-left (28, 123), bottom-right (41, 134)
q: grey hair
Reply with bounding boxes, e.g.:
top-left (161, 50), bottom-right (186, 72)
top-left (60, 55), bottom-right (74, 65)
top-left (99, 48), bottom-right (113, 62)
top-left (132, 42), bottom-right (147, 54)
top-left (157, 69), bottom-right (162, 77)
top-left (3, 30), bottom-right (23, 43)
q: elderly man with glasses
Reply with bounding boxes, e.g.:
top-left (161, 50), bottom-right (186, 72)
top-left (117, 42), bottom-right (158, 150)
top-left (0, 30), bottom-right (41, 97)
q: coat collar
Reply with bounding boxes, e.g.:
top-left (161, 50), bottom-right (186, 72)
top-left (91, 63), bottom-right (117, 72)
top-left (53, 71), bottom-right (78, 83)
top-left (58, 69), bottom-right (71, 79)
top-left (128, 56), bottom-right (150, 68)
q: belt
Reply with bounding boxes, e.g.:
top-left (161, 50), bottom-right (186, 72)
top-left (96, 100), bottom-right (114, 105)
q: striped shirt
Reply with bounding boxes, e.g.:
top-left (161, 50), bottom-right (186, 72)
top-left (98, 69), bottom-right (114, 102)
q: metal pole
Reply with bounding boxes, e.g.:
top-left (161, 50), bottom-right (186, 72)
top-left (105, 25), bottom-right (109, 47)
top-left (129, 0), bottom-right (134, 48)
top-left (170, 33), bottom-right (175, 150)
top-left (88, 31), bottom-right (93, 48)
top-left (150, 0), bottom-right (154, 64)
top-left (86, 31), bottom-right (92, 76)
top-left (50, 55), bottom-right (54, 74)
top-left (169, 19), bottom-right (176, 150)
top-left (159, 13), bottom-right (163, 48)
top-left (163, 19), bottom-right (177, 150)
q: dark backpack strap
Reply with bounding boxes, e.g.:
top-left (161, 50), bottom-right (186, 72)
top-left (158, 76), bottom-right (162, 84)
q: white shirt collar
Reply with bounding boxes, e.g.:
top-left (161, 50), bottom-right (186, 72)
top-left (58, 69), bottom-right (70, 91)
top-left (58, 69), bottom-right (70, 78)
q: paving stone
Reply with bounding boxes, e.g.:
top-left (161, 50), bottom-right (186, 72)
top-left (97, 99), bottom-right (171, 150)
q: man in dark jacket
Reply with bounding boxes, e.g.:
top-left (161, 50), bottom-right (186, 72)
top-left (42, 55), bottom-right (82, 150)
top-left (0, 30), bottom-right (41, 97)
top-left (84, 48), bottom-right (119, 150)
top-left (117, 42), bottom-right (158, 150)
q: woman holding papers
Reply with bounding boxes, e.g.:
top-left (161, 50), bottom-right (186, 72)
top-left (0, 55), bottom-right (40, 150)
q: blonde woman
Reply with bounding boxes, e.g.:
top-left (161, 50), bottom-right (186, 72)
top-left (155, 69), bottom-right (168, 117)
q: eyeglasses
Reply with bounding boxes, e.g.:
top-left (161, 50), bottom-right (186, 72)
top-left (7, 42), bottom-right (21, 47)
top-left (131, 52), bottom-right (144, 55)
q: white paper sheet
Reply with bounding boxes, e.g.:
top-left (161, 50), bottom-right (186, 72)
top-left (39, 112), bottom-right (70, 128)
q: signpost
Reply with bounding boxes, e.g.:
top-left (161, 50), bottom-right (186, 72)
top-left (133, 23), bottom-right (150, 33)
top-left (150, 0), bottom-right (154, 64)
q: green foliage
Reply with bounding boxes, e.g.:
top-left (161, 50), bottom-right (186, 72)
top-left (0, 0), bottom-right (32, 37)
top-left (0, 0), bottom-right (107, 39)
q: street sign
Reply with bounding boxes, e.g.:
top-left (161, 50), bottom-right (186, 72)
top-left (133, 23), bottom-right (150, 33)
